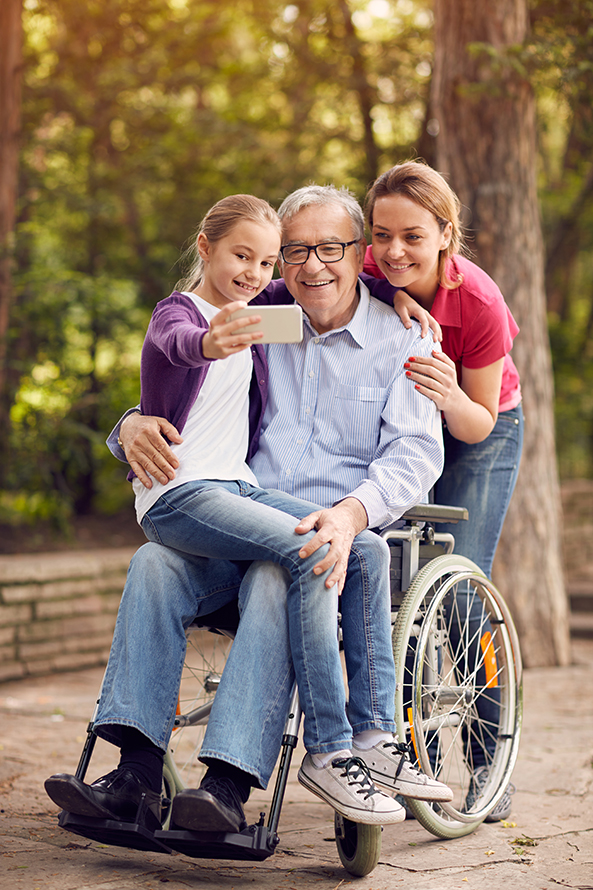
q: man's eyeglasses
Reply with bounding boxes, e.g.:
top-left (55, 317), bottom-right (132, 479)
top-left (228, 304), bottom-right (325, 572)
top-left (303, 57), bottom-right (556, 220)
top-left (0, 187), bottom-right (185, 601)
top-left (280, 240), bottom-right (359, 265)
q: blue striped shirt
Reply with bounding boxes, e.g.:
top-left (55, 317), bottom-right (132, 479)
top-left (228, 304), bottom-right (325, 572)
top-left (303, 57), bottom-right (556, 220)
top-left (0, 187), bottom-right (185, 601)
top-left (250, 281), bottom-right (444, 529)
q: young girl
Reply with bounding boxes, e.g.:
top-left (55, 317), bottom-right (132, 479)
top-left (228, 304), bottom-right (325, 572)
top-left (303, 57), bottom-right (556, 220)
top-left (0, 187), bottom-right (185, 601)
top-left (363, 161), bottom-right (523, 821)
top-left (130, 194), bottom-right (408, 829)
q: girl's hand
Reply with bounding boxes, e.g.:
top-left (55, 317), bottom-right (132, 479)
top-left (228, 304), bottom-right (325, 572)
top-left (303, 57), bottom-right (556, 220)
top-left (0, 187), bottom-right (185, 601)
top-left (393, 290), bottom-right (442, 341)
top-left (404, 350), bottom-right (460, 411)
top-left (202, 301), bottom-right (263, 360)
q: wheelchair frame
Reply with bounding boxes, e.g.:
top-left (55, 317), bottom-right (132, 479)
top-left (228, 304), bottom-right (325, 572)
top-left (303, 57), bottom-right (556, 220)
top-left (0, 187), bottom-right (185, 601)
top-left (57, 502), bottom-right (523, 877)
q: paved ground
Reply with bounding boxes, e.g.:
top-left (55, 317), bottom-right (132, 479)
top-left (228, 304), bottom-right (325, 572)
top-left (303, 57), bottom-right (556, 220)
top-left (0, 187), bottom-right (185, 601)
top-left (1, 640), bottom-right (592, 890)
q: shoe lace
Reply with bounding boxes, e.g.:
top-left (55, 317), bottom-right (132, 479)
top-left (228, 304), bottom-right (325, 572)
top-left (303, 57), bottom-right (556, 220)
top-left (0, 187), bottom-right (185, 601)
top-left (332, 756), bottom-right (382, 801)
top-left (379, 740), bottom-right (414, 779)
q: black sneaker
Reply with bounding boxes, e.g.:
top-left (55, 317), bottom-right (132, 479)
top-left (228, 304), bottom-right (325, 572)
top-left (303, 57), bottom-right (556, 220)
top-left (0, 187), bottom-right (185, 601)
top-left (44, 767), bottom-right (162, 832)
top-left (171, 775), bottom-right (247, 833)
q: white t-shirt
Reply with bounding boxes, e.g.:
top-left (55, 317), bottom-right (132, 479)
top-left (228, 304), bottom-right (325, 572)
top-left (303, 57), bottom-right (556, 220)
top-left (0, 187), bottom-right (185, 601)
top-left (133, 293), bottom-right (258, 523)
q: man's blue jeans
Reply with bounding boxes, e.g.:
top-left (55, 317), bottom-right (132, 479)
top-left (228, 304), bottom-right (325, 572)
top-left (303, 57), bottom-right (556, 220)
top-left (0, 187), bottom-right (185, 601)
top-left (94, 483), bottom-right (395, 788)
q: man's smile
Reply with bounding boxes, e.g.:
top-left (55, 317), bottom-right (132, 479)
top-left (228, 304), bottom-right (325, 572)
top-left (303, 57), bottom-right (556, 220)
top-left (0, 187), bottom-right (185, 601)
top-left (298, 279), bottom-right (335, 288)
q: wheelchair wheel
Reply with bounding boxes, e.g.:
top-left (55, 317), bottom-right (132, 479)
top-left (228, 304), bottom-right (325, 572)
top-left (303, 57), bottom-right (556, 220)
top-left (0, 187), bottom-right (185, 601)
top-left (161, 626), bottom-right (233, 827)
top-left (392, 554), bottom-right (522, 839)
top-left (334, 813), bottom-right (382, 876)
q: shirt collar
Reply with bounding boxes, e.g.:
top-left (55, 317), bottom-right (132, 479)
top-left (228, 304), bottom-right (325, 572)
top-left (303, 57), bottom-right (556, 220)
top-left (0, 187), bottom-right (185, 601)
top-left (302, 279), bottom-right (370, 348)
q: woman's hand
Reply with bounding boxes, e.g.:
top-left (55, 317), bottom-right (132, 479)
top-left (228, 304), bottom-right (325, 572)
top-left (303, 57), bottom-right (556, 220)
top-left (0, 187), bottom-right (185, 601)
top-left (202, 301), bottom-right (263, 360)
top-left (393, 290), bottom-right (442, 342)
top-left (405, 353), bottom-right (504, 444)
top-left (404, 350), bottom-right (459, 411)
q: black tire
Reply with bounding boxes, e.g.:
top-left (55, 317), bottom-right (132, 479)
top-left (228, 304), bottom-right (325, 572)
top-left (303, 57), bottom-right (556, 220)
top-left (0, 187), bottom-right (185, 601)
top-left (334, 813), bottom-right (382, 876)
top-left (392, 555), bottom-right (522, 838)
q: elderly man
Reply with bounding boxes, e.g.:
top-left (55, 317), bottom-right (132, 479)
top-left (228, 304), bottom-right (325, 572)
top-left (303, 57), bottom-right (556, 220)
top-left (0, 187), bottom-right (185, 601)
top-left (46, 185), bottom-right (446, 835)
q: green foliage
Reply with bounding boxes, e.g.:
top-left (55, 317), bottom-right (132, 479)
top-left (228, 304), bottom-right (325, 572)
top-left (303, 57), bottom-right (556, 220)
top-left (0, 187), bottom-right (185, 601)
top-left (529, 0), bottom-right (593, 477)
top-left (7, 0), bottom-right (593, 536)
top-left (10, 0), bottom-right (435, 526)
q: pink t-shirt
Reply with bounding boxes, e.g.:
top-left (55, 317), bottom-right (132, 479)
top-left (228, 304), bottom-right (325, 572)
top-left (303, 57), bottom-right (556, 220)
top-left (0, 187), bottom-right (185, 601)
top-left (363, 248), bottom-right (521, 412)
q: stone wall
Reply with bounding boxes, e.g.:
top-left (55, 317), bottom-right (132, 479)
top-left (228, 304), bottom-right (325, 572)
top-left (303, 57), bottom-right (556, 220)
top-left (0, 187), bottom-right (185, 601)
top-left (0, 548), bottom-right (136, 682)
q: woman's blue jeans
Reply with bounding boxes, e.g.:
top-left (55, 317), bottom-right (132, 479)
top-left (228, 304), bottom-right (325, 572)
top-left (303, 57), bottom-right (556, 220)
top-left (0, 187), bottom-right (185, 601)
top-left (434, 404), bottom-right (524, 766)
top-left (435, 405), bottom-right (524, 578)
top-left (93, 481), bottom-right (395, 787)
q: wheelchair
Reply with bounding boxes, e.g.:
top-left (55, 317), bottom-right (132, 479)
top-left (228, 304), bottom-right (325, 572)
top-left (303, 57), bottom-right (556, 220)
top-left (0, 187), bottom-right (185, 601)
top-left (57, 502), bottom-right (522, 877)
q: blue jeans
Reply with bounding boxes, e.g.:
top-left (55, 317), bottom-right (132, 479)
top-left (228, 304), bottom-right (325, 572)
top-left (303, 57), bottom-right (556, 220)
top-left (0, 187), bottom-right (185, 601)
top-left (434, 404), bottom-right (524, 578)
top-left (433, 404), bottom-right (524, 765)
top-left (94, 484), bottom-right (395, 787)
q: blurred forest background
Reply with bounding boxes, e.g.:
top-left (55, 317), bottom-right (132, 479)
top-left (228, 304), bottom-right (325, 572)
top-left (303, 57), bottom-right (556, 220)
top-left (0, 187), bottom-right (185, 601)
top-left (1, 0), bottom-right (592, 548)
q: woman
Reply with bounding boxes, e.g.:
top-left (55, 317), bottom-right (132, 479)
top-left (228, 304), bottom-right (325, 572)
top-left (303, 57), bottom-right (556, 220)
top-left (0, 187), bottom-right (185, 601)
top-left (363, 160), bottom-right (523, 821)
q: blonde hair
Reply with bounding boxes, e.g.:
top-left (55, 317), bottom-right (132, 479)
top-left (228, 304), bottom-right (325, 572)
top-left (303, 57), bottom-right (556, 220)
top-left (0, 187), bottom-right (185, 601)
top-left (365, 161), bottom-right (466, 289)
top-left (176, 194), bottom-right (281, 292)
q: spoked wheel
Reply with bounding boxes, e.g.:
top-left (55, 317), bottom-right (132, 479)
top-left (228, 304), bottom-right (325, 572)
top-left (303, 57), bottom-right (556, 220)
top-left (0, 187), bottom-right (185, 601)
top-left (392, 555), bottom-right (522, 839)
top-left (334, 813), bottom-right (382, 876)
top-left (161, 626), bottom-right (233, 827)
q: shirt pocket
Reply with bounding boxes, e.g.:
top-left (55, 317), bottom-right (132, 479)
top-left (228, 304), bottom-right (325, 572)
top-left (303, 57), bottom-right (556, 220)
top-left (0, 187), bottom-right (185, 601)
top-left (330, 383), bottom-right (388, 463)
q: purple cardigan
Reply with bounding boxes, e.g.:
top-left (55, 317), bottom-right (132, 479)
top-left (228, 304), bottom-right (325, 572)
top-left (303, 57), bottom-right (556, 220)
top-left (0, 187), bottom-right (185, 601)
top-left (139, 282), bottom-right (294, 461)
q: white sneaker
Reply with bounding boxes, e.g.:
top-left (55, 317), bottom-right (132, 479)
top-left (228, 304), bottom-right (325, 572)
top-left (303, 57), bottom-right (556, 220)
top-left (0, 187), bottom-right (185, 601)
top-left (353, 737), bottom-right (453, 801)
top-left (298, 754), bottom-right (406, 825)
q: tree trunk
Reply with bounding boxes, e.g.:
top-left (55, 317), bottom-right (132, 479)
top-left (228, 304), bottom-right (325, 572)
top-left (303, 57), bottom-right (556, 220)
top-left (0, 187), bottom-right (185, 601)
top-left (0, 0), bottom-right (23, 480)
top-left (430, 0), bottom-right (570, 667)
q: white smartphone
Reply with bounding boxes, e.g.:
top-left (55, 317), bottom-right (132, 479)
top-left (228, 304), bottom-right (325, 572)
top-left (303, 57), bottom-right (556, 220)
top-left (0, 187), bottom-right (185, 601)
top-left (230, 304), bottom-right (303, 343)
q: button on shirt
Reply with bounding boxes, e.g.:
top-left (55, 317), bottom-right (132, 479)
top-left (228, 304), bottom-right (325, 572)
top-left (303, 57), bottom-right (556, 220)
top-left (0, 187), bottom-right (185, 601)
top-left (250, 281), bottom-right (444, 529)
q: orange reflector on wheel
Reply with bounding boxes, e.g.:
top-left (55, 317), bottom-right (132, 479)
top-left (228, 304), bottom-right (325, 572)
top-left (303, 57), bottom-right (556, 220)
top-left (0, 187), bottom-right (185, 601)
top-left (480, 632), bottom-right (498, 688)
top-left (407, 707), bottom-right (420, 761)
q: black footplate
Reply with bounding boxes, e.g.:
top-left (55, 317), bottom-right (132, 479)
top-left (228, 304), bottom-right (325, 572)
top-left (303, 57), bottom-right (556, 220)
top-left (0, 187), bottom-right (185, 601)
top-left (58, 809), bottom-right (174, 854)
top-left (57, 810), bottom-right (279, 861)
top-left (156, 822), bottom-right (279, 861)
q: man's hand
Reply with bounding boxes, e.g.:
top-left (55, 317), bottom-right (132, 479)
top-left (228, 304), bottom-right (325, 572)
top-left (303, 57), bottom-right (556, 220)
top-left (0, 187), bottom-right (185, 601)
top-left (294, 498), bottom-right (369, 592)
top-left (119, 413), bottom-right (183, 489)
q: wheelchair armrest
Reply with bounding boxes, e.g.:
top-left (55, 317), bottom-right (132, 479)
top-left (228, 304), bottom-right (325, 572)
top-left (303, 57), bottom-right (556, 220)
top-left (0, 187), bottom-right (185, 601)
top-left (401, 503), bottom-right (468, 524)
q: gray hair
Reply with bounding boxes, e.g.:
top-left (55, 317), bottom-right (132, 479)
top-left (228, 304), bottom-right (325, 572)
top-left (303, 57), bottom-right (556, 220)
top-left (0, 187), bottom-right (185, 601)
top-left (278, 185), bottom-right (365, 243)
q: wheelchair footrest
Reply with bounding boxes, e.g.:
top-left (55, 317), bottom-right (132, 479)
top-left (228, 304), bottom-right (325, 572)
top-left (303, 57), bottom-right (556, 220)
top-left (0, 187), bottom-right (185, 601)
top-left (58, 810), bottom-right (174, 855)
top-left (156, 823), bottom-right (279, 861)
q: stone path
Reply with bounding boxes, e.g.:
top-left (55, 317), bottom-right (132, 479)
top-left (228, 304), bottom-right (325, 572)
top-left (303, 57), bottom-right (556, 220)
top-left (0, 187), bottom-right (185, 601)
top-left (1, 641), bottom-right (592, 889)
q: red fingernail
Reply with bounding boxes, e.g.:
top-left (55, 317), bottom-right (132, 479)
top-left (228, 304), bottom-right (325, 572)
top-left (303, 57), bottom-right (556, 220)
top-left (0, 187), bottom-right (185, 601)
top-left (404, 362), bottom-right (411, 369)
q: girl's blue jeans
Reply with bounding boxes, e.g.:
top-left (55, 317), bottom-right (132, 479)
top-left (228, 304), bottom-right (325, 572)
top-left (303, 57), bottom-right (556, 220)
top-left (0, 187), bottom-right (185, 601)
top-left (93, 481), bottom-right (395, 788)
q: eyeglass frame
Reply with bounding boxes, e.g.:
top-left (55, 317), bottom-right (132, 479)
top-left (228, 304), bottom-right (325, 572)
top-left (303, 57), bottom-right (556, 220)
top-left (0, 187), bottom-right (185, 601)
top-left (279, 239), bottom-right (360, 265)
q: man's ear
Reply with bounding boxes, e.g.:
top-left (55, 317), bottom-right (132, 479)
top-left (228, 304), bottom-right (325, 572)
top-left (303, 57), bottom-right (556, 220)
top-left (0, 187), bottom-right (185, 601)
top-left (356, 237), bottom-right (367, 272)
